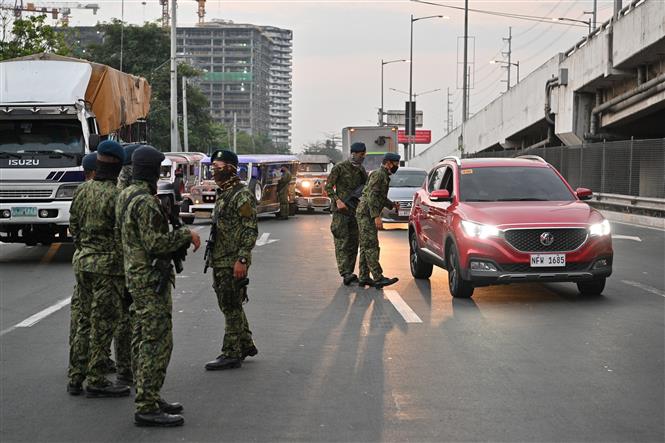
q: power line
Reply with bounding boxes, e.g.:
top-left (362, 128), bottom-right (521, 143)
top-left (512, 0), bottom-right (565, 38)
top-left (411, 0), bottom-right (588, 27)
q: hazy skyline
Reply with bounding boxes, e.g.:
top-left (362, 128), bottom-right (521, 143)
top-left (9, 1), bottom-right (617, 152)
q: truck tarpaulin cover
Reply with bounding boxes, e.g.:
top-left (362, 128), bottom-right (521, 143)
top-left (6, 53), bottom-right (151, 135)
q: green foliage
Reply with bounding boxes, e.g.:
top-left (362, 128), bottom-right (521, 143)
top-left (0, 15), bottom-right (70, 60)
top-left (302, 141), bottom-right (343, 163)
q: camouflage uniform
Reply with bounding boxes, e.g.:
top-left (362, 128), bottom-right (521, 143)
top-left (114, 166), bottom-right (134, 381)
top-left (68, 179), bottom-right (124, 387)
top-left (356, 167), bottom-right (395, 281)
top-left (277, 169), bottom-right (292, 218)
top-left (116, 181), bottom-right (192, 413)
top-left (324, 160), bottom-right (368, 277)
top-left (210, 180), bottom-right (259, 359)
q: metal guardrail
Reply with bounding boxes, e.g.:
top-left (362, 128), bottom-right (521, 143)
top-left (589, 193), bottom-right (665, 217)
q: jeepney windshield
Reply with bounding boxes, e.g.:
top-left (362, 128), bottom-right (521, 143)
top-left (0, 120), bottom-right (84, 155)
top-left (299, 163), bottom-right (328, 173)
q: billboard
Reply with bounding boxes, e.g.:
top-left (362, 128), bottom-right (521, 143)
top-left (398, 130), bottom-right (432, 144)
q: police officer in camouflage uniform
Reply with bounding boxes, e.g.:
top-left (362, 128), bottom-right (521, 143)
top-left (205, 150), bottom-right (259, 371)
top-left (325, 142), bottom-right (368, 286)
top-left (356, 152), bottom-right (401, 289)
top-left (114, 142), bottom-right (141, 386)
top-left (67, 141), bottom-right (130, 398)
top-left (276, 164), bottom-right (292, 219)
top-left (116, 145), bottom-right (201, 427)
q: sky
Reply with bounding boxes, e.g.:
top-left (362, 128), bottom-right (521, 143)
top-left (7, 0), bottom-right (617, 152)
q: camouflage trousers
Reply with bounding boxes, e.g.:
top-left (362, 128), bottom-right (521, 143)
top-left (278, 190), bottom-right (289, 218)
top-left (330, 212), bottom-right (366, 277)
top-left (357, 213), bottom-right (383, 281)
top-left (132, 287), bottom-right (173, 413)
top-left (213, 267), bottom-right (255, 359)
top-left (68, 272), bottom-right (122, 386)
top-left (114, 288), bottom-right (133, 380)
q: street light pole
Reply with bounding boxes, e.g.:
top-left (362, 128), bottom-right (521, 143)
top-left (408, 14), bottom-right (414, 161)
top-left (380, 59), bottom-right (408, 126)
top-left (170, 0), bottom-right (180, 152)
top-left (182, 76), bottom-right (189, 152)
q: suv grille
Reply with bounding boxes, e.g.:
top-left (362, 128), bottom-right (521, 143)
top-left (504, 228), bottom-right (587, 252)
top-left (0, 189), bottom-right (53, 199)
top-left (500, 262), bottom-right (590, 273)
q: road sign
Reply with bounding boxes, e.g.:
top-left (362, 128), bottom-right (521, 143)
top-left (398, 130), bottom-right (432, 144)
top-left (385, 110), bottom-right (423, 127)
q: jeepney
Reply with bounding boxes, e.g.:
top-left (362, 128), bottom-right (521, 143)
top-left (295, 154), bottom-right (333, 212)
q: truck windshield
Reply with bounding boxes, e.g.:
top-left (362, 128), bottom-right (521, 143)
top-left (363, 153), bottom-right (385, 172)
top-left (0, 120), bottom-right (84, 155)
top-left (299, 163), bottom-right (327, 173)
top-left (459, 166), bottom-right (575, 202)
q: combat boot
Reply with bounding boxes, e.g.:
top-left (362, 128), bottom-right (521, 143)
top-left (116, 373), bottom-right (134, 387)
top-left (374, 277), bottom-right (399, 289)
top-left (158, 398), bottom-right (184, 414)
top-left (67, 381), bottom-right (83, 396)
top-left (205, 355), bottom-right (242, 370)
top-left (342, 273), bottom-right (358, 286)
top-left (134, 410), bottom-right (184, 427)
top-left (241, 344), bottom-right (259, 361)
top-left (103, 357), bottom-right (117, 373)
top-left (85, 379), bottom-right (131, 398)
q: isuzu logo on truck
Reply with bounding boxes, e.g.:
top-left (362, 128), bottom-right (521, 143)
top-left (8, 159), bottom-right (40, 166)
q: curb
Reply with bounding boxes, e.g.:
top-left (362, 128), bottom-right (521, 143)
top-left (600, 210), bottom-right (665, 230)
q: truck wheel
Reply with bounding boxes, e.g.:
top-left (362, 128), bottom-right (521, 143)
top-left (577, 278), bottom-right (606, 296)
top-left (409, 231), bottom-right (433, 279)
top-left (181, 215), bottom-right (195, 225)
top-left (447, 245), bottom-right (474, 298)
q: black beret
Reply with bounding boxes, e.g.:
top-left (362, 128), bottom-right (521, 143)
top-left (211, 149), bottom-right (238, 167)
top-left (97, 140), bottom-right (125, 163)
top-left (383, 152), bottom-right (401, 162)
top-left (81, 153), bottom-right (97, 171)
top-left (350, 142), bottom-right (366, 153)
top-left (123, 143), bottom-right (141, 165)
top-left (132, 145), bottom-right (165, 166)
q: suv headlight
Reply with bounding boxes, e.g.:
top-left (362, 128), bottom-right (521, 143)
top-left (461, 220), bottom-right (500, 239)
top-left (589, 220), bottom-right (611, 236)
top-left (55, 184), bottom-right (79, 200)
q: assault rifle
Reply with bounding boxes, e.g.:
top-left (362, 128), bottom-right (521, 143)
top-left (341, 182), bottom-right (366, 214)
top-left (203, 210), bottom-right (219, 274)
top-left (155, 197), bottom-right (188, 293)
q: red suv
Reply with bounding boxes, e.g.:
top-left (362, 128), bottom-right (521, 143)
top-left (408, 156), bottom-right (613, 298)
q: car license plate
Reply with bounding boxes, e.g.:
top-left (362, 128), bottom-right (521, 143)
top-left (398, 209), bottom-right (410, 217)
top-left (11, 207), bottom-right (37, 217)
top-left (530, 254), bottom-right (566, 267)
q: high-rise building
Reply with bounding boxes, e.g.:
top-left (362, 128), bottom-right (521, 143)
top-left (177, 21), bottom-right (292, 148)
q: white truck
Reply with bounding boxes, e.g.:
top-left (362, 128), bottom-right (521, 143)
top-left (0, 53), bottom-right (151, 245)
top-left (341, 125), bottom-right (399, 171)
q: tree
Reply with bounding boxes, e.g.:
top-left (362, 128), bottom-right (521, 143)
top-left (0, 15), bottom-right (70, 60)
top-left (302, 140), bottom-right (343, 163)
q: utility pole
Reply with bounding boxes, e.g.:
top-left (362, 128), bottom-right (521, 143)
top-left (182, 77), bottom-right (189, 152)
top-left (170, 0), bottom-right (180, 151)
top-left (446, 87), bottom-right (453, 134)
top-left (462, 0), bottom-right (469, 123)
top-left (232, 112), bottom-right (237, 153)
top-left (502, 26), bottom-right (512, 91)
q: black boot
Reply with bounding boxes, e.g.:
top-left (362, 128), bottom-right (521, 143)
top-left (67, 382), bottom-right (83, 396)
top-left (158, 398), bottom-right (184, 414)
top-left (374, 277), bottom-right (399, 289)
top-left (205, 355), bottom-right (242, 371)
top-left (134, 410), bottom-right (184, 427)
top-left (241, 344), bottom-right (259, 361)
top-left (358, 278), bottom-right (375, 288)
top-left (116, 373), bottom-right (134, 387)
top-left (342, 273), bottom-right (358, 286)
top-left (85, 380), bottom-right (131, 398)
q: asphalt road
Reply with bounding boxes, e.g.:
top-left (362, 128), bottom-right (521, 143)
top-left (1, 214), bottom-right (663, 442)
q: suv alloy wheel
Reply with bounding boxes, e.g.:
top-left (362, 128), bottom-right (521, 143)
top-left (447, 244), bottom-right (474, 298)
top-left (409, 231), bottom-right (433, 279)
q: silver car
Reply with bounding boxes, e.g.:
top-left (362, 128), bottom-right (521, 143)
top-left (381, 167), bottom-right (427, 223)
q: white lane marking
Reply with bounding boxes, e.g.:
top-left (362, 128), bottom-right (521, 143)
top-left (610, 220), bottom-right (665, 232)
top-left (192, 226), bottom-right (206, 232)
top-left (0, 297), bottom-right (73, 337)
top-left (621, 280), bottom-right (665, 298)
top-left (383, 290), bottom-right (422, 323)
top-left (612, 234), bottom-right (642, 242)
top-left (256, 232), bottom-right (279, 246)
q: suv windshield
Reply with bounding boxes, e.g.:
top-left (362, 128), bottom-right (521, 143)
top-left (460, 166), bottom-right (574, 202)
top-left (391, 170), bottom-right (426, 188)
top-left (299, 163), bottom-right (327, 173)
top-left (0, 120), bottom-right (84, 155)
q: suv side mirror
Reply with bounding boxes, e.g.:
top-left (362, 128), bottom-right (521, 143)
top-left (88, 134), bottom-right (100, 152)
top-left (576, 187), bottom-right (593, 200)
top-left (431, 189), bottom-right (452, 201)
